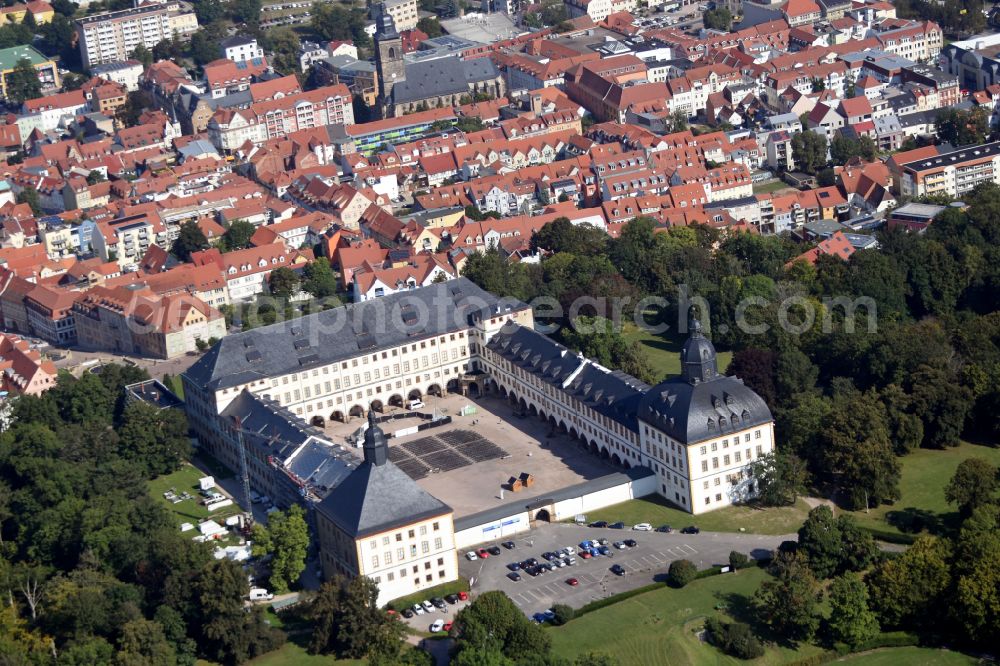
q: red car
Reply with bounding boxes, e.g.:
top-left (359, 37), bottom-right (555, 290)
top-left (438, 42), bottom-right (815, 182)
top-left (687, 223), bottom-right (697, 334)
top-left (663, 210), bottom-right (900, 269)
top-left (458, 591), bottom-right (469, 601)
top-left (580, 551), bottom-right (592, 559)
top-left (566, 578), bottom-right (579, 586)
top-left (477, 548), bottom-right (490, 558)
top-left (443, 621), bottom-right (453, 632)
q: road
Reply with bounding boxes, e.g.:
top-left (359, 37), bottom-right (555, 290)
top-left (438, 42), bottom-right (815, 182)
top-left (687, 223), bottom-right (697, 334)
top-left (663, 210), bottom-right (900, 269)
top-left (459, 522), bottom-right (792, 619)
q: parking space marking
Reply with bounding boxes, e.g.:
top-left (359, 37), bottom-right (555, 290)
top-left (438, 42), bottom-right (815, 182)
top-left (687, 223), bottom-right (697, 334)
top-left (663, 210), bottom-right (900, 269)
top-left (680, 544), bottom-right (698, 555)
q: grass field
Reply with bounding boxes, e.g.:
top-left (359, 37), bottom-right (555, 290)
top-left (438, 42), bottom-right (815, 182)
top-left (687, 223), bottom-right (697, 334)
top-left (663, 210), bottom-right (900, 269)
top-left (242, 643), bottom-right (364, 666)
top-left (585, 494), bottom-right (810, 536)
top-left (752, 180), bottom-right (793, 195)
top-left (622, 323), bottom-right (732, 382)
top-left (834, 647), bottom-right (976, 665)
top-left (549, 567), bottom-right (822, 665)
top-left (841, 441), bottom-right (1000, 536)
top-left (149, 463), bottom-right (241, 526)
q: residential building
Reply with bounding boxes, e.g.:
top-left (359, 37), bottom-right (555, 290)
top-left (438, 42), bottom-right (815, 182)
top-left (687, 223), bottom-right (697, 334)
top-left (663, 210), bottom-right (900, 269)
top-left (897, 140), bottom-right (1000, 199)
top-left (378, 0), bottom-right (419, 31)
top-left (0, 333), bottom-right (57, 395)
top-left (76, 2), bottom-right (200, 69)
top-left (73, 285), bottom-right (226, 358)
top-left (220, 35), bottom-right (264, 63)
top-left (91, 59), bottom-right (145, 91)
top-left (0, 45), bottom-right (59, 99)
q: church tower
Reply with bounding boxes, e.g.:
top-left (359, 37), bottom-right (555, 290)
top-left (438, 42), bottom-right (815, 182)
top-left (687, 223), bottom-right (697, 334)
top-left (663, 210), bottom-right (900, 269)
top-left (374, 5), bottom-right (405, 118)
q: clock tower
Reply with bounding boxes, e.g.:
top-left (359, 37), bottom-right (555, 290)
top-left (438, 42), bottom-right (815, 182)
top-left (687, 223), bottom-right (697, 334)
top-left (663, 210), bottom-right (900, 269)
top-left (374, 5), bottom-right (405, 118)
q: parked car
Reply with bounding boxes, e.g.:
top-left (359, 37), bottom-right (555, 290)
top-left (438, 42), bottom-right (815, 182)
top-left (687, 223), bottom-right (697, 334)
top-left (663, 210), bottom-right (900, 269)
top-left (566, 577), bottom-right (579, 586)
top-left (580, 550), bottom-right (592, 559)
top-left (610, 521), bottom-right (626, 529)
top-left (656, 525), bottom-right (673, 533)
top-left (477, 548), bottom-right (490, 558)
top-left (444, 594), bottom-right (459, 605)
top-left (508, 562), bottom-right (521, 571)
top-left (430, 619), bottom-right (445, 633)
top-left (413, 604), bottom-right (425, 615)
top-left (624, 539), bottom-right (637, 548)
top-left (507, 572), bottom-right (521, 582)
top-left (502, 541), bottom-right (516, 549)
top-left (598, 546), bottom-right (612, 556)
top-left (248, 588), bottom-right (273, 601)
top-left (633, 523), bottom-right (652, 531)
top-left (458, 591), bottom-right (469, 601)
top-left (563, 546), bottom-right (576, 555)
top-left (421, 600), bottom-right (434, 612)
top-left (543, 609), bottom-right (556, 621)
top-left (407, 400), bottom-right (425, 410)
top-left (589, 520), bottom-right (608, 528)
top-left (402, 607), bottom-right (414, 618)
top-left (432, 597), bottom-right (446, 609)
top-left (465, 551), bottom-right (478, 561)
top-left (487, 546), bottom-right (502, 556)
top-left (613, 541), bottom-right (626, 549)
top-left (532, 612), bottom-right (547, 623)
top-left (610, 564), bottom-right (626, 576)
top-left (443, 621), bottom-right (453, 632)
top-left (681, 526), bottom-right (701, 534)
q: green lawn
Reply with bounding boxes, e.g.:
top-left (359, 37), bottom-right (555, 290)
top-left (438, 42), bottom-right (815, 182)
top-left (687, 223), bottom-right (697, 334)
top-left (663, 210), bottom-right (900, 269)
top-left (835, 646), bottom-right (976, 665)
top-left (242, 643), bottom-right (364, 666)
top-left (841, 441), bottom-right (1000, 537)
top-left (149, 463), bottom-right (242, 527)
top-left (584, 494), bottom-right (810, 536)
top-left (752, 180), bottom-right (793, 195)
top-left (549, 567), bottom-right (823, 665)
top-left (622, 323), bottom-right (732, 382)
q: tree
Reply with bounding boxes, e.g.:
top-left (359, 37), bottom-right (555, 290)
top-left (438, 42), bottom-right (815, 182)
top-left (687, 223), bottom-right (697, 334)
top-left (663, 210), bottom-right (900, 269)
top-left (452, 590), bottom-right (551, 662)
top-left (117, 402), bottom-right (191, 478)
top-left (5, 58), bottom-right (41, 106)
top-left (749, 451), bottom-right (808, 506)
top-left (261, 26), bottom-right (301, 75)
top-left (703, 6), bottom-right (733, 30)
top-left (194, 0), bottom-right (225, 24)
top-left (935, 107), bottom-right (988, 147)
top-left (268, 267), bottom-right (300, 299)
top-left (191, 559), bottom-right (285, 664)
top-left (945, 458), bottom-right (999, 518)
top-left (301, 259), bottom-right (339, 299)
top-left (172, 220), bottom-right (209, 261)
top-left (728, 551), bottom-right (750, 570)
top-left (417, 16), bottom-right (443, 37)
top-left (116, 618), bottom-right (177, 666)
top-left (797, 506), bottom-right (842, 579)
top-left (531, 218), bottom-right (608, 256)
top-left (250, 505), bottom-right (309, 593)
top-left (791, 130), bottom-right (828, 175)
top-left (830, 135), bottom-right (877, 165)
top-left (667, 559), bottom-right (697, 588)
top-left (866, 535), bottom-right (951, 629)
top-left (751, 554), bottom-right (821, 644)
top-left (130, 44), bottom-right (154, 69)
top-left (827, 573), bottom-right (879, 647)
top-left (221, 219), bottom-right (256, 251)
top-left (16, 187), bottom-right (42, 215)
top-left (669, 109), bottom-right (688, 133)
top-left (230, 0), bottom-right (263, 26)
top-left (818, 389), bottom-right (899, 509)
top-left (952, 505), bottom-right (1000, 645)
top-left (117, 89), bottom-right (154, 128)
top-left (309, 575), bottom-right (405, 659)
top-left (704, 617), bottom-right (765, 659)
top-left (550, 603), bottom-right (574, 625)
top-left (189, 27), bottom-right (225, 66)
top-left (836, 515), bottom-right (876, 574)
top-left (311, 2), bottom-right (354, 41)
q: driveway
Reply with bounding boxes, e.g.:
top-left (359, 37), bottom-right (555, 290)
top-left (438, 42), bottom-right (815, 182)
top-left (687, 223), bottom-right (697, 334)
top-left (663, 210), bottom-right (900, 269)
top-left (459, 522), bottom-right (793, 618)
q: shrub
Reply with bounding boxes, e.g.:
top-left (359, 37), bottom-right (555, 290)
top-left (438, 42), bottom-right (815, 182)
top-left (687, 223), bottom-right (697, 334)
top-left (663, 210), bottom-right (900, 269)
top-left (667, 559), bottom-right (697, 588)
top-left (195, 338), bottom-right (208, 351)
top-left (705, 617), bottom-right (765, 660)
top-left (550, 604), bottom-right (574, 626)
top-left (729, 551), bottom-right (750, 570)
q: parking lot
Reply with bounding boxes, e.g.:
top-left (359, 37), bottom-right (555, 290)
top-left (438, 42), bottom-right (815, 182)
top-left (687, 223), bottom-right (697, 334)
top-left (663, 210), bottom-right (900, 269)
top-left (459, 522), bottom-right (792, 619)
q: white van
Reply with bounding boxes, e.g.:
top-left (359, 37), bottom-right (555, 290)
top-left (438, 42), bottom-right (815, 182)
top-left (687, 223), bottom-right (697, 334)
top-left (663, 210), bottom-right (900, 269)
top-left (249, 588), bottom-right (274, 601)
top-left (407, 400), bottom-right (425, 410)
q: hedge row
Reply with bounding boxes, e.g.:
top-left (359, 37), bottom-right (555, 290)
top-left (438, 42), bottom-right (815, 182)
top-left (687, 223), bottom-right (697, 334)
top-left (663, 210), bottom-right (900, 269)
top-left (859, 527), bottom-right (918, 545)
top-left (785, 632), bottom-right (921, 666)
top-left (575, 582), bottom-right (662, 617)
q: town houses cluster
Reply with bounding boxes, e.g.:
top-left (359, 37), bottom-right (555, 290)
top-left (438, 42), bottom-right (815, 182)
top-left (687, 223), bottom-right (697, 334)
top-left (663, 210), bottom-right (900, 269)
top-left (0, 0), bottom-right (989, 508)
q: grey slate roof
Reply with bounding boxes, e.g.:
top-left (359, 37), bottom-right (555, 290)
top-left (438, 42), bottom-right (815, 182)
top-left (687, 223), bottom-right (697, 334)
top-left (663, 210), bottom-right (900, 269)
top-left (184, 278), bottom-right (526, 392)
top-left (486, 325), bottom-right (649, 432)
top-left (391, 56), bottom-right (500, 106)
top-left (638, 327), bottom-right (772, 445)
top-left (316, 457), bottom-right (451, 537)
top-left (221, 390), bottom-right (358, 492)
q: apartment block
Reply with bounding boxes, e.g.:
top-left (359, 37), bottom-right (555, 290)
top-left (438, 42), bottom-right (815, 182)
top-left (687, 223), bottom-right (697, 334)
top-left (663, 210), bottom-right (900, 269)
top-left (76, 1), bottom-right (199, 69)
top-left (898, 141), bottom-right (1000, 199)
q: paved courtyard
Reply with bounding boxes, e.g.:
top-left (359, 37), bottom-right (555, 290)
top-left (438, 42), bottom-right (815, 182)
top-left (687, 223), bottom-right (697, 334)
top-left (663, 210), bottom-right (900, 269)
top-left (323, 393), bottom-right (618, 517)
top-left (458, 522), bottom-right (793, 619)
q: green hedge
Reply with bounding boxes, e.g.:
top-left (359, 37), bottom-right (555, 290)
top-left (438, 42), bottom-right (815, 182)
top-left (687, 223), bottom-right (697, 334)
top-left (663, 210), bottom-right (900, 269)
top-left (860, 527), bottom-right (917, 545)
top-left (575, 582), bottom-right (662, 616)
